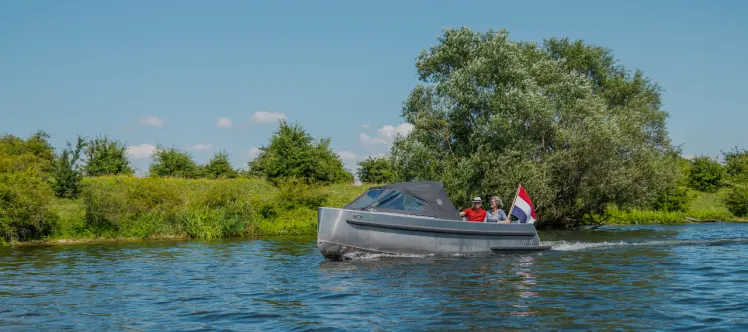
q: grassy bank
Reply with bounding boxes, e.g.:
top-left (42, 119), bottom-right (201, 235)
top-left (604, 189), bottom-right (743, 225)
top-left (6, 177), bottom-right (746, 246)
top-left (34, 176), bottom-right (366, 244)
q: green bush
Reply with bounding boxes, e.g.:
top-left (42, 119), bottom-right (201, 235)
top-left (183, 207), bottom-right (237, 240)
top-left (0, 131), bottom-right (56, 173)
top-left (688, 156), bottom-right (726, 192)
top-left (277, 179), bottom-right (329, 210)
top-left (357, 156), bottom-right (397, 184)
top-left (249, 120), bottom-right (353, 185)
top-left (0, 168), bottom-right (57, 242)
top-left (0, 153), bottom-right (49, 174)
top-left (149, 147), bottom-right (202, 178)
top-left (183, 179), bottom-right (257, 238)
top-left (254, 179), bottom-right (329, 220)
top-left (51, 136), bottom-right (86, 199)
top-left (83, 176), bottom-right (186, 234)
top-left (79, 176), bottom-right (357, 240)
top-left (723, 147), bottom-right (748, 184)
top-left (652, 186), bottom-right (693, 212)
top-left (0, 132), bottom-right (59, 243)
top-left (83, 136), bottom-right (134, 176)
top-left (202, 151), bottom-right (238, 179)
top-left (724, 185), bottom-right (748, 218)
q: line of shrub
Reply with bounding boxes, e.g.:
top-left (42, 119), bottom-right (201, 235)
top-left (599, 188), bottom-right (740, 225)
top-left (603, 206), bottom-right (736, 225)
top-left (1, 124), bottom-right (365, 245)
top-left (3, 125), bottom-right (748, 245)
top-left (4, 175), bottom-right (747, 245)
top-left (40, 176), bottom-right (366, 243)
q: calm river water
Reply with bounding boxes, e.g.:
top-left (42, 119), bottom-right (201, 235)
top-left (1, 223), bottom-right (747, 331)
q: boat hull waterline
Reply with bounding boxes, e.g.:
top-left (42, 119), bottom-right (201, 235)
top-left (317, 207), bottom-right (551, 260)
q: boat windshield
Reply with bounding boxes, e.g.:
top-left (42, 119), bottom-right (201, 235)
top-left (346, 188), bottom-right (426, 212)
top-left (346, 189), bottom-right (388, 210)
top-left (371, 190), bottom-right (425, 212)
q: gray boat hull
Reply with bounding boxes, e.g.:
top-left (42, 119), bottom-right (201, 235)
top-left (317, 207), bottom-right (550, 260)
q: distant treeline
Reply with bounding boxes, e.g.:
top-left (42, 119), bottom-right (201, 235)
top-left (2, 121), bottom-right (747, 244)
top-left (0, 121), bottom-right (362, 243)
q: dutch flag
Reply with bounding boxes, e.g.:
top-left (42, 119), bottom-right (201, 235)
top-left (510, 185), bottom-right (537, 224)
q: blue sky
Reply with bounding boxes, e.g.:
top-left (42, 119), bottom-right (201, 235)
top-left (1, 0), bottom-right (746, 175)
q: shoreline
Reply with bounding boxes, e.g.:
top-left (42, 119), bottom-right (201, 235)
top-left (597, 219), bottom-right (748, 226)
top-left (2, 177), bottom-right (744, 247)
top-left (4, 219), bottom-right (747, 247)
top-left (5, 233), bottom-right (319, 247)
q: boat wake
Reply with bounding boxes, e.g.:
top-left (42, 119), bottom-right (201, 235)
top-left (335, 238), bottom-right (748, 260)
top-left (342, 252), bottom-right (435, 260)
top-left (545, 238), bottom-right (748, 251)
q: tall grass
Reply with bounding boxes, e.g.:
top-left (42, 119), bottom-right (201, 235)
top-left (45, 176), bottom-right (367, 242)
top-left (689, 188), bottom-right (729, 212)
top-left (603, 189), bottom-right (738, 225)
top-left (604, 207), bottom-right (733, 225)
top-left (11, 176), bottom-right (746, 244)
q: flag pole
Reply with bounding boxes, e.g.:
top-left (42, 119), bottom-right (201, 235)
top-left (506, 182), bottom-right (521, 221)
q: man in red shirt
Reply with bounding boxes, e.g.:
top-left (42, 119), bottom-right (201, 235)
top-left (460, 197), bottom-right (486, 222)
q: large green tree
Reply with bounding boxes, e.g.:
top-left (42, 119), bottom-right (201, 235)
top-left (249, 120), bottom-right (353, 185)
top-left (83, 136), bottom-right (134, 176)
top-left (391, 27), bottom-right (679, 228)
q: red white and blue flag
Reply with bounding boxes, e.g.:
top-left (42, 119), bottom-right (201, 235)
top-left (510, 185), bottom-right (537, 224)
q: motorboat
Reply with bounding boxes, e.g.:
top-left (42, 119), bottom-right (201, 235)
top-left (317, 181), bottom-right (551, 260)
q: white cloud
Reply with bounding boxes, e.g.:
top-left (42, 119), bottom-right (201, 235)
top-left (189, 144), bottom-right (213, 151)
top-left (683, 153), bottom-right (696, 160)
top-left (360, 124), bottom-right (370, 128)
top-left (359, 132), bottom-right (387, 145)
top-left (139, 116), bottom-right (164, 127)
top-left (337, 151), bottom-right (357, 161)
top-left (248, 147), bottom-right (261, 159)
top-left (126, 144), bottom-right (157, 158)
top-left (359, 123), bottom-right (414, 146)
top-left (216, 117), bottom-right (232, 128)
top-left (377, 123), bottom-right (414, 141)
top-left (250, 111), bottom-right (287, 123)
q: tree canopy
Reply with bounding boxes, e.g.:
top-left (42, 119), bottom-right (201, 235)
top-left (687, 156), bottom-right (726, 193)
top-left (0, 132), bottom-right (58, 241)
top-left (249, 120), bottom-right (353, 185)
top-left (51, 136), bottom-right (86, 199)
top-left (357, 156), bottom-right (397, 184)
top-left (149, 147), bottom-right (202, 178)
top-left (0, 131), bottom-right (56, 174)
top-left (390, 27), bottom-right (679, 228)
top-left (203, 151), bottom-right (238, 179)
top-left (83, 136), bottom-right (134, 176)
top-left (723, 147), bottom-right (748, 184)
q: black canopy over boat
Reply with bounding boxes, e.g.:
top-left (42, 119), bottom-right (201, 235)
top-left (344, 181), bottom-right (461, 220)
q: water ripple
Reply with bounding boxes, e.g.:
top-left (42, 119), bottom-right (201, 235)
top-left (1, 224), bottom-right (748, 330)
